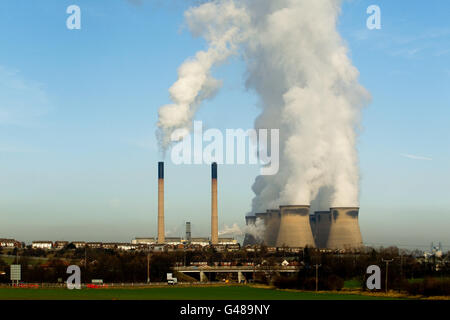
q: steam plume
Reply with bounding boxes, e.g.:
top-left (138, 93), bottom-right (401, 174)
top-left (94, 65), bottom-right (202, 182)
top-left (156, 0), bottom-right (370, 210)
top-left (156, 1), bottom-right (250, 152)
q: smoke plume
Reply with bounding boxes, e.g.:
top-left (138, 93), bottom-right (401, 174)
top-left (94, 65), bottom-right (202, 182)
top-left (219, 223), bottom-right (243, 237)
top-left (156, 1), bottom-right (250, 152)
top-left (156, 0), bottom-right (370, 210)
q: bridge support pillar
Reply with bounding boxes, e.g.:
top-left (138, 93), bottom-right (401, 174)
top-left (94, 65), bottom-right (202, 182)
top-left (200, 271), bottom-right (208, 282)
top-left (238, 271), bottom-right (245, 284)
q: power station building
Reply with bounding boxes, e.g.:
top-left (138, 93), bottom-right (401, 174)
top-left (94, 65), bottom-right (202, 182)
top-left (152, 162), bottom-right (236, 246)
top-left (243, 205), bottom-right (363, 250)
top-left (153, 161), bottom-right (361, 250)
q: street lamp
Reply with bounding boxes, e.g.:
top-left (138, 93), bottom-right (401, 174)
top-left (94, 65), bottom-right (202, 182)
top-left (315, 264), bottom-right (321, 292)
top-left (382, 259), bottom-right (394, 293)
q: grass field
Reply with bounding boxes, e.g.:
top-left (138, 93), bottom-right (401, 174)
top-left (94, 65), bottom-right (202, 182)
top-left (343, 279), bottom-right (362, 289)
top-left (0, 285), bottom-right (401, 300)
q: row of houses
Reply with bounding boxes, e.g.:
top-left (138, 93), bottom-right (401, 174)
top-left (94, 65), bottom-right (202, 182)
top-left (2, 237), bottom-right (239, 251)
top-left (30, 241), bottom-right (141, 251)
top-left (0, 238), bottom-right (22, 248)
top-left (29, 239), bottom-right (240, 252)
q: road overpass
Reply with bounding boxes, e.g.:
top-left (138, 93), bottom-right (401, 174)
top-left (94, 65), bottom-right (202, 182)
top-left (174, 266), bottom-right (300, 283)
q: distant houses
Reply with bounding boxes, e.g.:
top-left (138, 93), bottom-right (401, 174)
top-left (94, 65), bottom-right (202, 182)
top-left (31, 241), bottom-right (53, 250)
top-left (0, 236), bottom-right (241, 252)
top-left (0, 238), bottom-right (21, 248)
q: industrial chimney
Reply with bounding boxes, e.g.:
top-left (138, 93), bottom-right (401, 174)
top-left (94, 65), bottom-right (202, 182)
top-left (211, 162), bottom-right (218, 245)
top-left (314, 211), bottom-right (331, 249)
top-left (186, 221), bottom-right (191, 243)
top-left (276, 205), bottom-right (315, 248)
top-left (157, 161), bottom-right (165, 244)
top-left (326, 207), bottom-right (363, 250)
top-left (264, 209), bottom-right (280, 247)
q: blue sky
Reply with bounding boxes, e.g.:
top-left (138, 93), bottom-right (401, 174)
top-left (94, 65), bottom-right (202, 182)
top-left (0, 0), bottom-right (449, 249)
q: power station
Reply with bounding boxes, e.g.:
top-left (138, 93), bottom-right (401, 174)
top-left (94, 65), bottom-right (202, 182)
top-left (243, 206), bottom-right (363, 249)
top-left (155, 161), bottom-right (363, 249)
top-left (156, 162), bottom-right (222, 246)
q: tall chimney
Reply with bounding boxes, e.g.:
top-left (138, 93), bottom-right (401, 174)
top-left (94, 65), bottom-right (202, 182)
top-left (186, 221), bottom-right (191, 243)
top-left (157, 161), bottom-right (165, 244)
top-left (211, 162), bottom-right (218, 245)
top-left (275, 205), bottom-right (315, 248)
top-left (326, 207), bottom-right (363, 250)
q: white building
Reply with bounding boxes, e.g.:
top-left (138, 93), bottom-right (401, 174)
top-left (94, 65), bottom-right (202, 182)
top-left (72, 241), bottom-right (86, 249)
top-left (218, 238), bottom-right (238, 245)
top-left (0, 239), bottom-right (20, 248)
top-left (117, 243), bottom-right (137, 251)
top-left (132, 237), bottom-right (156, 245)
top-left (190, 237), bottom-right (210, 247)
top-left (32, 241), bottom-right (53, 250)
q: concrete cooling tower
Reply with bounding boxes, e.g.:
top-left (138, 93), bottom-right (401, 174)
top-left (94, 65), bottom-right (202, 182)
top-left (254, 212), bottom-right (267, 224)
top-left (275, 205), bottom-right (316, 248)
top-left (309, 214), bottom-right (316, 242)
top-left (314, 211), bottom-right (331, 249)
top-left (326, 207), bottom-right (363, 249)
top-left (263, 209), bottom-right (280, 247)
top-left (243, 215), bottom-right (257, 246)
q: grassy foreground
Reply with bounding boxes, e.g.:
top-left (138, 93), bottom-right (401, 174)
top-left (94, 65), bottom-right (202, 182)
top-left (0, 285), bottom-right (400, 300)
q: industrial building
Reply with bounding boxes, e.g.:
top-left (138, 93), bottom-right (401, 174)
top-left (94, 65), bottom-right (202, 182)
top-left (243, 205), bottom-right (363, 250)
top-left (150, 160), bottom-right (362, 250)
top-left (150, 161), bottom-right (237, 247)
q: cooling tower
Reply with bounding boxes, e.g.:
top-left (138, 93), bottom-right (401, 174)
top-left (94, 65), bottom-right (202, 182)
top-left (314, 211), bottom-right (331, 249)
top-left (275, 205), bottom-right (315, 248)
top-left (309, 215), bottom-right (316, 242)
top-left (254, 212), bottom-right (267, 223)
top-left (211, 162), bottom-right (218, 245)
top-left (264, 209), bottom-right (280, 247)
top-left (326, 207), bottom-right (363, 249)
top-left (157, 162), bottom-right (165, 244)
top-left (243, 215), bottom-right (257, 246)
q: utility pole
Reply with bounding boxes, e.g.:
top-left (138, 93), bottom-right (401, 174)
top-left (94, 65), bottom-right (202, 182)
top-left (84, 246), bottom-right (87, 284)
top-left (315, 264), bottom-right (321, 292)
top-left (147, 252), bottom-right (151, 283)
top-left (382, 259), bottom-right (393, 294)
top-left (400, 254), bottom-right (403, 280)
top-left (253, 246), bottom-right (256, 282)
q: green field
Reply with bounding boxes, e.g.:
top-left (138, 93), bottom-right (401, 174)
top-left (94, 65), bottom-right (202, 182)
top-left (0, 285), bottom-right (400, 300)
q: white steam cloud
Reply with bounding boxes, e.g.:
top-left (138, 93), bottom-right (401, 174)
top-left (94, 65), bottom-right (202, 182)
top-left (219, 223), bottom-right (243, 237)
top-left (156, 1), bottom-right (250, 152)
top-left (244, 218), bottom-right (265, 242)
top-left (156, 0), bottom-right (370, 211)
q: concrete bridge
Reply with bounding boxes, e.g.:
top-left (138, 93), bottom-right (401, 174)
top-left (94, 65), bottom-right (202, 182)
top-left (174, 266), bottom-right (300, 283)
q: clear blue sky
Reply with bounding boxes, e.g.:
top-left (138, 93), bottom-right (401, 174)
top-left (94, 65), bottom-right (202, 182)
top-left (0, 0), bottom-right (449, 249)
